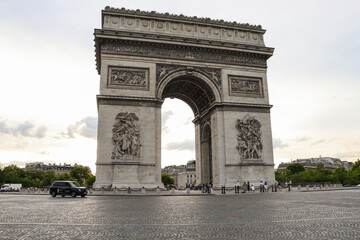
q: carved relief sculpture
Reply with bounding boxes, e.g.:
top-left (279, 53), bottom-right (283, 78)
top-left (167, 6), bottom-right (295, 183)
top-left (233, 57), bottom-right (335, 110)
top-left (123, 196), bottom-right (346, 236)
top-left (229, 75), bottom-right (263, 97)
top-left (108, 66), bottom-right (149, 90)
top-left (156, 64), bottom-right (222, 88)
top-left (111, 112), bottom-right (141, 160)
top-left (236, 114), bottom-right (263, 159)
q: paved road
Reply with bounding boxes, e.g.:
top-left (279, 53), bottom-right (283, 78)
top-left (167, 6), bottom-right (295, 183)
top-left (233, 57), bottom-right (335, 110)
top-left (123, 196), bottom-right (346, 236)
top-left (0, 190), bottom-right (359, 239)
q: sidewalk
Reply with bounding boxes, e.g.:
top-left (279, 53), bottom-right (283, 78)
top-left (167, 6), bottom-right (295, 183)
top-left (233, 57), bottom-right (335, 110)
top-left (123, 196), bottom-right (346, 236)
top-left (1, 186), bottom-right (358, 196)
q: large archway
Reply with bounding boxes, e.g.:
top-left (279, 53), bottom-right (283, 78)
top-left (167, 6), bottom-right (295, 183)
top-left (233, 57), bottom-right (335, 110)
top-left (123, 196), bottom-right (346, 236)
top-left (157, 70), bottom-right (220, 185)
top-left (93, 7), bottom-right (275, 188)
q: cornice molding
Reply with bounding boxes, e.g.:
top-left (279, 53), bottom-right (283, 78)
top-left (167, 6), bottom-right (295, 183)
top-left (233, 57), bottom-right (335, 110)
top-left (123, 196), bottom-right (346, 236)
top-left (103, 6), bottom-right (264, 31)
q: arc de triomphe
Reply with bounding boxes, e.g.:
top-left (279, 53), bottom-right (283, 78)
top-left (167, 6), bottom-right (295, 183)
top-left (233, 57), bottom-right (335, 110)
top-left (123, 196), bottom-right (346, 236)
top-left (93, 7), bottom-right (275, 188)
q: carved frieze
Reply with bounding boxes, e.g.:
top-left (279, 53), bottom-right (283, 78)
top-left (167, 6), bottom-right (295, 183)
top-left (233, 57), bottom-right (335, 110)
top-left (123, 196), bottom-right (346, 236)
top-left (156, 64), bottom-right (222, 89)
top-left (111, 112), bottom-right (141, 160)
top-left (107, 66), bottom-right (149, 90)
top-left (101, 41), bottom-right (267, 69)
top-left (102, 7), bottom-right (265, 47)
top-left (236, 115), bottom-right (262, 159)
top-left (229, 75), bottom-right (263, 97)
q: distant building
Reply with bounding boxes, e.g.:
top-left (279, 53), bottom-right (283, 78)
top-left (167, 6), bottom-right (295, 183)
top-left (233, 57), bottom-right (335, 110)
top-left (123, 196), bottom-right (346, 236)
top-left (25, 162), bottom-right (82, 175)
top-left (277, 157), bottom-right (353, 173)
top-left (161, 160), bottom-right (196, 188)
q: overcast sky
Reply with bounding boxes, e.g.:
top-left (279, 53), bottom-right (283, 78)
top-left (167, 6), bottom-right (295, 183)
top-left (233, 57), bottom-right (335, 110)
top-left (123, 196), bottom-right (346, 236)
top-left (0, 0), bottom-right (359, 173)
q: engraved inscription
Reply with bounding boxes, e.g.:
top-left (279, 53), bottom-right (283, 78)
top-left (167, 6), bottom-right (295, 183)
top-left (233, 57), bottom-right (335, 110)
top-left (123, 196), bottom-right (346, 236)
top-left (229, 76), bottom-right (263, 97)
top-left (108, 66), bottom-right (149, 90)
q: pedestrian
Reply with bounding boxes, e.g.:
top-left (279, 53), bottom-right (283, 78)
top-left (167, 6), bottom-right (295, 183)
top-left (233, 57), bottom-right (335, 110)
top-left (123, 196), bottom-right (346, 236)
top-left (242, 182), bottom-right (247, 193)
top-left (251, 185), bottom-right (255, 193)
top-left (264, 181), bottom-right (268, 192)
top-left (260, 180), bottom-right (264, 193)
top-left (236, 180), bottom-right (240, 194)
top-left (247, 181), bottom-right (250, 191)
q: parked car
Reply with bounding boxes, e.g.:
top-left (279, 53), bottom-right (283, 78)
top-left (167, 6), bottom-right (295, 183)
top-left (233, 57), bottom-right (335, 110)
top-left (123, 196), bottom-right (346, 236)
top-left (0, 184), bottom-right (22, 192)
top-left (49, 181), bottom-right (87, 198)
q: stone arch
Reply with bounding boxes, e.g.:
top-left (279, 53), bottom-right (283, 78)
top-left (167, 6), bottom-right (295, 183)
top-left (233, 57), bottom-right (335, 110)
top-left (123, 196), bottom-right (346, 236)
top-left (156, 69), bottom-right (222, 117)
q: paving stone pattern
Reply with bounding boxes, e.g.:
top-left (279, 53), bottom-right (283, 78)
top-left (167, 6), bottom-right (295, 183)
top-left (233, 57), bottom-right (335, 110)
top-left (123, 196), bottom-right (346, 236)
top-left (0, 190), bottom-right (359, 239)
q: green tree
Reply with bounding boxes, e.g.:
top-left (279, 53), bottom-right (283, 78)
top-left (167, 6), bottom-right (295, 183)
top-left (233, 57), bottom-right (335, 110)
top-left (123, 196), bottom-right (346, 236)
top-left (85, 175), bottom-right (96, 187)
top-left (70, 166), bottom-right (92, 185)
top-left (161, 174), bottom-right (174, 186)
top-left (286, 163), bottom-right (305, 175)
top-left (275, 170), bottom-right (286, 182)
top-left (334, 167), bottom-right (348, 185)
top-left (41, 171), bottom-right (57, 187)
top-left (351, 159), bottom-right (360, 172)
top-left (56, 172), bottom-right (76, 181)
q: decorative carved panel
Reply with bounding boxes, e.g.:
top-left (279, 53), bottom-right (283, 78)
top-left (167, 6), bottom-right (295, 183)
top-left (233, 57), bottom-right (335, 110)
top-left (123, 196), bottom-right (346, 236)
top-left (107, 66), bottom-right (149, 90)
top-left (228, 75), bottom-right (263, 97)
top-left (236, 114), bottom-right (262, 159)
top-left (156, 64), bottom-right (222, 89)
top-left (101, 41), bottom-right (267, 69)
top-left (111, 112), bottom-right (141, 160)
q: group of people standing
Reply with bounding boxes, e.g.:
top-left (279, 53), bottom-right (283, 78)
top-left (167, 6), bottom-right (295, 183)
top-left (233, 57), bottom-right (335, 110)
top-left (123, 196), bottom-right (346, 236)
top-left (236, 180), bottom-right (269, 193)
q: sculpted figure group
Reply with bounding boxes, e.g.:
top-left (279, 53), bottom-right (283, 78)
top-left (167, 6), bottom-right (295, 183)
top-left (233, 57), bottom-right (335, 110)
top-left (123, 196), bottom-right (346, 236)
top-left (236, 114), bottom-right (263, 159)
top-left (111, 112), bottom-right (141, 159)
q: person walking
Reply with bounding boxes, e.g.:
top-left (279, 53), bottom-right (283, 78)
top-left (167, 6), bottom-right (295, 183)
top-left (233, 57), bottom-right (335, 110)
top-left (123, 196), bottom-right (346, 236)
top-left (242, 182), bottom-right (247, 193)
top-left (264, 181), bottom-right (268, 192)
top-left (236, 180), bottom-right (240, 194)
top-left (247, 181), bottom-right (250, 192)
top-left (260, 181), bottom-right (264, 193)
top-left (251, 185), bottom-right (255, 193)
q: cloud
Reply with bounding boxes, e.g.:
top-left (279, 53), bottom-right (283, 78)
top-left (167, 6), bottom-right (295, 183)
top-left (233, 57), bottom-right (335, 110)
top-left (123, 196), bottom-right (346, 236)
top-left (295, 135), bottom-right (310, 142)
top-left (0, 121), bottom-right (10, 134)
top-left (333, 152), bottom-right (360, 159)
top-left (62, 116), bottom-right (97, 139)
top-left (37, 151), bottom-right (50, 155)
top-left (162, 111), bottom-right (173, 127)
top-left (273, 138), bottom-right (288, 149)
top-left (311, 139), bottom-right (326, 146)
top-left (165, 139), bottom-right (195, 151)
top-left (0, 120), bottom-right (47, 138)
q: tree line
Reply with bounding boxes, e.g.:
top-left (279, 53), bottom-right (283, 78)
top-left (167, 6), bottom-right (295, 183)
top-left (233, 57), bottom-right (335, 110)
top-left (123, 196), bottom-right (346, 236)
top-left (0, 165), bottom-right (96, 188)
top-left (275, 160), bottom-right (360, 185)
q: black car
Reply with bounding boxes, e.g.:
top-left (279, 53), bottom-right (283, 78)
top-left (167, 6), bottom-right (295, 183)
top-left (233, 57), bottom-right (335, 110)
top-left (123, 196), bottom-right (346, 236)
top-left (49, 181), bottom-right (87, 198)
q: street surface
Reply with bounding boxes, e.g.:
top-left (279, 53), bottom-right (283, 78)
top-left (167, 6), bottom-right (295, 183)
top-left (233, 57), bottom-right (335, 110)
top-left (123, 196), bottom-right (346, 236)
top-left (0, 190), bottom-right (359, 239)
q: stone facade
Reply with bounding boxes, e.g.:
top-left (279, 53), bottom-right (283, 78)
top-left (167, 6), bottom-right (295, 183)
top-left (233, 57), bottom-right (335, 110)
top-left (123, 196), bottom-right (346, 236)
top-left (278, 157), bottom-right (353, 173)
top-left (93, 7), bottom-right (275, 188)
top-left (24, 162), bottom-right (83, 175)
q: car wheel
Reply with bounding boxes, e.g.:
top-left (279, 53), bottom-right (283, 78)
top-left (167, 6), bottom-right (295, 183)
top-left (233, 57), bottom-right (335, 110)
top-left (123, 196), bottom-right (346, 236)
top-left (81, 194), bottom-right (85, 198)
top-left (71, 192), bottom-right (77, 198)
top-left (62, 195), bottom-right (65, 197)
top-left (50, 191), bottom-right (57, 197)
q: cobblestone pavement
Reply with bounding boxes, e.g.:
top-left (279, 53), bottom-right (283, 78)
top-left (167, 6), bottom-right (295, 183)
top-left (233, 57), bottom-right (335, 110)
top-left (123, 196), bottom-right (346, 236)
top-left (0, 190), bottom-right (359, 239)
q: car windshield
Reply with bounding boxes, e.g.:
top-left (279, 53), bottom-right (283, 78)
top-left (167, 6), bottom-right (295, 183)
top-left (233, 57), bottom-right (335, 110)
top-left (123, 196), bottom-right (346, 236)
top-left (71, 182), bottom-right (81, 187)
